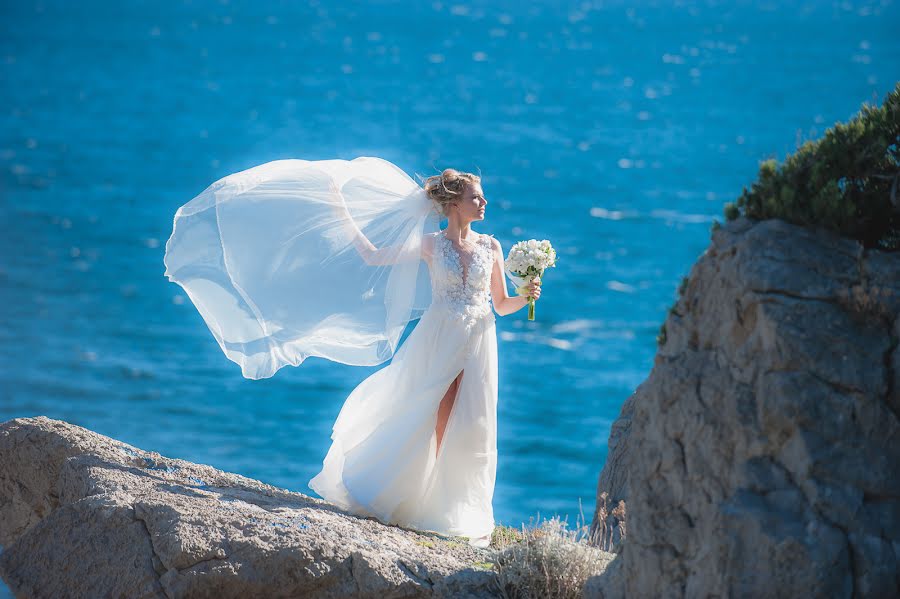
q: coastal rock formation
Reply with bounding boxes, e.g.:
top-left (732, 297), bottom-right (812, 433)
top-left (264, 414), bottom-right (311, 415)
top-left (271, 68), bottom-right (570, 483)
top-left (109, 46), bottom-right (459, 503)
top-left (0, 416), bottom-right (498, 598)
top-left (589, 217), bottom-right (900, 597)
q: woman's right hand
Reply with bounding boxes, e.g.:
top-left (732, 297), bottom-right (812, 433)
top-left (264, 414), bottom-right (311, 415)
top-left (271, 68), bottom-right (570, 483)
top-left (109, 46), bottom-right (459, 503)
top-left (528, 277), bottom-right (542, 300)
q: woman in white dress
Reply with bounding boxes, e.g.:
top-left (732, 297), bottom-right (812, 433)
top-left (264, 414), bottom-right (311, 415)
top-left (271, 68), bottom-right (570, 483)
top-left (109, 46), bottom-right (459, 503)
top-left (162, 158), bottom-right (540, 549)
top-left (309, 168), bottom-right (540, 548)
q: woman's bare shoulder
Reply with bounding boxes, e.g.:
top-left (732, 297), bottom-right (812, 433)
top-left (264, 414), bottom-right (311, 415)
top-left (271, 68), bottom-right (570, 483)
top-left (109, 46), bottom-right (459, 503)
top-left (480, 231), bottom-right (500, 250)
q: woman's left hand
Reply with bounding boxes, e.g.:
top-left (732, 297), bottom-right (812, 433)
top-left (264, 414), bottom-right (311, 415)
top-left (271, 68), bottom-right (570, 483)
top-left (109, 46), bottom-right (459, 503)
top-left (529, 278), bottom-right (542, 300)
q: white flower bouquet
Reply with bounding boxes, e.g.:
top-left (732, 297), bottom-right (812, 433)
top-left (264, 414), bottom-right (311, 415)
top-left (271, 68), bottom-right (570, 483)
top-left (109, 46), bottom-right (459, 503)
top-left (504, 238), bottom-right (557, 321)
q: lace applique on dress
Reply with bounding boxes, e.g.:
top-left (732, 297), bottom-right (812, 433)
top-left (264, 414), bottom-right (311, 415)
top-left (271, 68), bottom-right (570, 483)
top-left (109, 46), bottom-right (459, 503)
top-left (430, 232), bottom-right (495, 328)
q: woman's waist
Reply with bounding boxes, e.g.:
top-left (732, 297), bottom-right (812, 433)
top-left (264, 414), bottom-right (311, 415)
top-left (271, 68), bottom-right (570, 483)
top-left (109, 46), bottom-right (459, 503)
top-left (428, 298), bottom-right (492, 310)
top-left (427, 299), bottom-right (494, 319)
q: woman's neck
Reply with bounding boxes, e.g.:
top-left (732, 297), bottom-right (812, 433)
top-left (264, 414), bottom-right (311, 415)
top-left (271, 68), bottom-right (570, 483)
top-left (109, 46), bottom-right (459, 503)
top-left (444, 219), bottom-right (474, 242)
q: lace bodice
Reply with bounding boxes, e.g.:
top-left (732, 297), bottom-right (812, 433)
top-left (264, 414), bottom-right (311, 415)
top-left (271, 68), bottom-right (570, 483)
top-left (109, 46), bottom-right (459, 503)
top-left (429, 231), bottom-right (495, 327)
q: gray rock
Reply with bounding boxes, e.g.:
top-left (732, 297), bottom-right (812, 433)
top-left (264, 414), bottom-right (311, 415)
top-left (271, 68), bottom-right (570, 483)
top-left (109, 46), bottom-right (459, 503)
top-left (0, 416), bottom-right (501, 598)
top-left (589, 217), bottom-right (900, 598)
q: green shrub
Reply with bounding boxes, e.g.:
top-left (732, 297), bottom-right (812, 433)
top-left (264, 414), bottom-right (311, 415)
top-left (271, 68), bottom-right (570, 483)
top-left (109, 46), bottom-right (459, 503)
top-left (723, 202), bottom-right (740, 221)
top-left (725, 82), bottom-right (900, 250)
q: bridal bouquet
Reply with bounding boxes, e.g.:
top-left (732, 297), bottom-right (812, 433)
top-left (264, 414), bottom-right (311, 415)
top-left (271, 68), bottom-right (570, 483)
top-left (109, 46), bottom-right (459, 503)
top-left (504, 239), bottom-right (557, 321)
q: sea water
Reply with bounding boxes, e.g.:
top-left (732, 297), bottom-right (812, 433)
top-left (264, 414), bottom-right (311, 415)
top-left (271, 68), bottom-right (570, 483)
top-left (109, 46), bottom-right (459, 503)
top-left (1, 0), bottom-right (897, 592)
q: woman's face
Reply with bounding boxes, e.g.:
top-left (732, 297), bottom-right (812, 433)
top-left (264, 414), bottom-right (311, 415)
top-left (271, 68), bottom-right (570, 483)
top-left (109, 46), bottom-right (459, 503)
top-left (451, 183), bottom-right (487, 222)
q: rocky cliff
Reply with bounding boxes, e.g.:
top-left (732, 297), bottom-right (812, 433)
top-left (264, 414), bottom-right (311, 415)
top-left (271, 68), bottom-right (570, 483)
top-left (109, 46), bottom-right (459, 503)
top-left (589, 217), bottom-right (900, 597)
top-left (0, 416), bottom-right (500, 598)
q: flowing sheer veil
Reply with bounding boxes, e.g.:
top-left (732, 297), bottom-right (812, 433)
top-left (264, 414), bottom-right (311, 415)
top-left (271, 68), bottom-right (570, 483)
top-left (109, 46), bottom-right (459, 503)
top-left (163, 156), bottom-right (441, 379)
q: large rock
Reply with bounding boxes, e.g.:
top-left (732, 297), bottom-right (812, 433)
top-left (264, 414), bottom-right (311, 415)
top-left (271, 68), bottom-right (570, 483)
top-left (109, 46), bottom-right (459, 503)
top-left (589, 217), bottom-right (900, 598)
top-left (0, 416), bottom-right (499, 598)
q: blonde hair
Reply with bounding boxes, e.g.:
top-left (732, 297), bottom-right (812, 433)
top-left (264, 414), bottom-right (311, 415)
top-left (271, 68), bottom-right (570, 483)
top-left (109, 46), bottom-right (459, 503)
top-left (420, 168), bottom-right (481, 217)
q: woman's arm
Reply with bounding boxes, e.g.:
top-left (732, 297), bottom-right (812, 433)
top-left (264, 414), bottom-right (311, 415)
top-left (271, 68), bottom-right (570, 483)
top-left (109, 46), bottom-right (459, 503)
top-left (330, 182), bottom-right (429, 266)
top-left (489, 237), bottom-right (541, 316)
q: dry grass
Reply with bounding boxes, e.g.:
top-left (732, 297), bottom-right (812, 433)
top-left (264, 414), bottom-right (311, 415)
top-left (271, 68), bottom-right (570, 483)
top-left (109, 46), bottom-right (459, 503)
top-left (487, 502), bottom-right (615, 599)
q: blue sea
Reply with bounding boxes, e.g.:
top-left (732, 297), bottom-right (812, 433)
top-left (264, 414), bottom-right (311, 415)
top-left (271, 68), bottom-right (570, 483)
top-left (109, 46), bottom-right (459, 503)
top-left (1, 0), bottom-right (897, 592)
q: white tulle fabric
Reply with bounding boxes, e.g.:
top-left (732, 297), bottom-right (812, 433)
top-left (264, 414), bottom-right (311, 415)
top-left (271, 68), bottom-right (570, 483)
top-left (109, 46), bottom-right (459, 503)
top-left (309, 231), bottom-right (498, 547)
top-left (163, 157), bottom-right (440, 379)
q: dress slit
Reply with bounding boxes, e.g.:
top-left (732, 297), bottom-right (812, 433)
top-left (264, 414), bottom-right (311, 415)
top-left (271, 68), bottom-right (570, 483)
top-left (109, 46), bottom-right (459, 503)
top-left (436, 368), bottom-right (464, 459)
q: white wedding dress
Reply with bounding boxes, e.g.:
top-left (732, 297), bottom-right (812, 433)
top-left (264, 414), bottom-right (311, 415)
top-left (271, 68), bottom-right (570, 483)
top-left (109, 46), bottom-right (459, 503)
top-left (308, 230), bottom-right (499, 547)
top-left (162, 157), bottom-right (500, 549)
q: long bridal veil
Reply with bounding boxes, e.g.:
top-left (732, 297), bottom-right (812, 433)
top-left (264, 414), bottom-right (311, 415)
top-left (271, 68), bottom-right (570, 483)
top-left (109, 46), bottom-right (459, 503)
top-left (163, 157), bottom-right (441, 379)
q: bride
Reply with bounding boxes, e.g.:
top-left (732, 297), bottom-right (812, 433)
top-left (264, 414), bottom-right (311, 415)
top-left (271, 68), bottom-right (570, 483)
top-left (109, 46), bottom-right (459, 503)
top-left (163, 157), bottom-right (541, 549)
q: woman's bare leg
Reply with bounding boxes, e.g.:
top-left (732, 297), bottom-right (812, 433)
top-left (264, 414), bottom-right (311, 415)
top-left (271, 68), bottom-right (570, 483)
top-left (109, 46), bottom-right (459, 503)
top-left (435, 369), bottom-right (464, 457)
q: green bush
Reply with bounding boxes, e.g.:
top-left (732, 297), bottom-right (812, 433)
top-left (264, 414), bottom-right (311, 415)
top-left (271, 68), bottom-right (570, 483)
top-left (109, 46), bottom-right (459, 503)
top-left (725, 81), bottom-right (900, 250)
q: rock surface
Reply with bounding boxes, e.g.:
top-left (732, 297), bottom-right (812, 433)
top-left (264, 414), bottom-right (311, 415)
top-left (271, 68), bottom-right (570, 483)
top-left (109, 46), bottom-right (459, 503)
top-left (589, 217), bottom-right (900, 598)
top-left (0, 416), bottom-right (500, 598)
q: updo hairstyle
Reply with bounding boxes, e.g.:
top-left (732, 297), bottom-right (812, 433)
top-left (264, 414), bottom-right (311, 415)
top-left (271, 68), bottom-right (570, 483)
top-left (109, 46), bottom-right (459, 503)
top-left (420, 168), bottom-right (481, 217)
